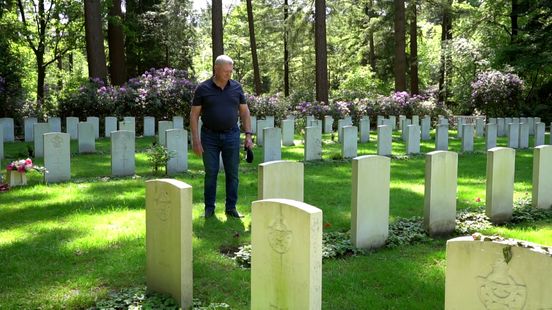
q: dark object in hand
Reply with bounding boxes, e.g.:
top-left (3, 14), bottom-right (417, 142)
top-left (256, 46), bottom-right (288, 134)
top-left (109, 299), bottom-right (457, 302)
top-left (244, 146), bottom-right (253, 163)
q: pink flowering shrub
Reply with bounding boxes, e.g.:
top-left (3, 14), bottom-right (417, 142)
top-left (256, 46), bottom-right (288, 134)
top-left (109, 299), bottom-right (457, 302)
top-left (471, 70), bottom-right (524, 117)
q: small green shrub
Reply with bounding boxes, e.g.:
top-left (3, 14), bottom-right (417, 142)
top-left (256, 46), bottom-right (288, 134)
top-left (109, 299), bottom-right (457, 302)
top-left (145, 144), bottom-right (175, 175)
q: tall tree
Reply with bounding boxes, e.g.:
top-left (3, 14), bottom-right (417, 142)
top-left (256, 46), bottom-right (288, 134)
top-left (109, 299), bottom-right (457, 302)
top-left (108, 0), bottom-right (127, 85)
top-left (84, 0), bottom-right (108, 81)
top-left (212, 0), bottom-right (224, 67)
top-left (314, 0), bottom-right (329, 104)
top-left (393, 0), bottom-right (406, 91)
top-left (16, 0), bottom-right (81, 108)
top-left (438, 0), bottom-right (453, 105)
top-left (246, 0), bottom-right (261, 94)
top-left (283, 0), bottom-right (290, 97)
top-left (409, 0), bottom-right (419, 94)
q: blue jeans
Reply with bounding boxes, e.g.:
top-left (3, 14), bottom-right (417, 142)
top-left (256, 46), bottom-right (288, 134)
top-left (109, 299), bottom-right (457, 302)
top-left (201, 125), bottom-right (240, 212)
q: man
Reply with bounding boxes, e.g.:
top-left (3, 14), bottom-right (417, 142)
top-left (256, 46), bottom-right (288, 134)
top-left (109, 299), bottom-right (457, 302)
top-left (190, 55), bottom-right (253, 219)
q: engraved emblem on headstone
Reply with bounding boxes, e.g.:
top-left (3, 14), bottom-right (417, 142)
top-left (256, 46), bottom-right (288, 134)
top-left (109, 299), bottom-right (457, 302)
top-left (52, 135), bottom-right (63, 149)
top-left (153, 188), bottom-right (171, 222)
top-left (268, 216), bottom-right (292, 254)
top-left (478, 260), bottom-right (527, 310)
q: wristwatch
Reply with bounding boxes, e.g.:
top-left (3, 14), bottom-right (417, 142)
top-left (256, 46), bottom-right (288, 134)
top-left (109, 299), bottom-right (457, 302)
top-left (245, 131), bottom-right (254, 136)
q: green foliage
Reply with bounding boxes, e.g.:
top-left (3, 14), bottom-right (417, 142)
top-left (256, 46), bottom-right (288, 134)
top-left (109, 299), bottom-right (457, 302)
top-left (455, 208), bottom-right (492, 235)
top-left (386, 217), bottom-right (430, 248)
top-left (233, 244), bottom-right (251, 268)
top-left (145, 144), bottom-right (175, 174)
top-left (322, 231), bottom-right (367, 259)
top-left (471, 70), bottom-right (524, 117)
top-left (510, 197), bottom-right (552, 224)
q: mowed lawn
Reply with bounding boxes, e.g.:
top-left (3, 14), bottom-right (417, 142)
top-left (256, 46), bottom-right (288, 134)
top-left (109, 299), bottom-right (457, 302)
top-left (1, 130), bottom-right (551, 309)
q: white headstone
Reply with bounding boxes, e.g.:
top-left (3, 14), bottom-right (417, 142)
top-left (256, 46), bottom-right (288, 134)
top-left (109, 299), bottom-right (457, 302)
top-left (166, 129), bottom-right (188, 175)
top-left (456, 117), bottom-right (464, 138)
top-left (342, 125), bottom-right (358, 159)
top-left (0, 118), bottom-right (14, 142)
top-left (497, 118), bottom-right (505, 137)
top-left (158, 121), bottom-right (174, 147)
top-left (323, 115), bottom-right (333, 133)
top-left (0, 128), bottom-right (3, 160)
top-left (406, 124), bottom-right (421, 155)
top-left (251, 199), bottom-right (322, 310)
top-left (507, 123), bottom-right (520, 149)
top-left (105, 116), bottom-right (118, 137)
top-left (518, 122), bottom-right (529, 149)
top-left (24, 117), bottom-right (38, 142)
top-left (250, 116), bottom-right (257, 134)
top-left (377, 115), bottom-right (384, 126)
top-left (486, 147), bottom-right (515, 224)
top-left (173, 116), bottom-right (184, 129)
top-left (440, 118), bottom-right (449, 126)
top-left (263, 127), bottom-right (282, 162)
top-left (488, 117), bottom-right (497, 124)
top-left (351, 155), bottom-right (390, 249)
top-left (86, 116), bottom-right (100, 139)
top-left (532, 145), bottom-right (552, 210)
top-left (78, 122), bottom-right (96, 153)
top-left (435, 124), bottom-right (449, 151)
top-left (398, 115), bottom-right (406, 130)
top-left (44, 132), bottom-right (71, 183)
top-left (119, 120), bottom-right (135, 133)
top-left (359, 117), bottom-right (370, 143)
top-left (143, 116), bottom-right (155, 137)
top-left (401, 119), bottom-right (412, 142)
top-left (256, 119), bottom-right (272, 146)
top-left (258, 161), bottom-right (303, 201)
top-left (338, 118), bottom-right (352, 143)
top-left (111, 130), bottom-right (135, 176)
top-left (47, 117), bottom-right (61, 132)
top-left (306, 115), bottom-right (314, 127)
top-left (424, 151), bottom-right (457, 236)
top-left (145, 179), bottom-right (193, 309)
top-left (462, 124), bottom-right (474, 153)
top-left (304, 126), bottom-right (322, 161)
top-left (66, 117), bottom-right (79, 140)
top-left (528, 117), bottom-right (535, 135)
top-left (265, 116), bottom-right (275, 127)
top-left (475, 117), bottom-right (485, 137)
top-left (485, 123), bottom-right (497, 150)
top-left (33, 123), bottom-right (51, 158)
top-left (445, 236), bottom-right (552, 310)
top-left (534, 122), bottom-right (545, 147)
top-left (389, 115), bottom-right (397, 130)
top-left (412, 115), bottom-right (420, 126)
top-left (377, 125), bottom-right (392, 156)
top-left (282, 119), bottom-right (295, 146)
top-left (421, 116), bottom-right (431, 141)
top-left (124, 116), bottom-right (135, 124)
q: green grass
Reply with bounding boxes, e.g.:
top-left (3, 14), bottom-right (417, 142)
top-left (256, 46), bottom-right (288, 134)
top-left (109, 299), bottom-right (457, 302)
top-left (0, 130), bottom-right (550, 309)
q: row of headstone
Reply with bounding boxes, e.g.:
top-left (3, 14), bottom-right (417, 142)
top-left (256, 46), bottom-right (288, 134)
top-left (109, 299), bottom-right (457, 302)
top-left (146, 178), bottom-right (322, 309)
top-left (6, 116), bottom-right (185, 142)
top-left (259, 145), bottom-right (552, 248)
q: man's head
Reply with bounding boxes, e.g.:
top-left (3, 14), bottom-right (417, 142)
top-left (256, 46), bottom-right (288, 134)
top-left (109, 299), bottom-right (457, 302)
top-left (214, 55), bottom-right (234, 83)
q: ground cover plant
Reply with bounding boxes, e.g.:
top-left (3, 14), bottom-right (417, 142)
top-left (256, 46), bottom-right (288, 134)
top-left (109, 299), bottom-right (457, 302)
top-left (1, 130), bottom-right (551, 309)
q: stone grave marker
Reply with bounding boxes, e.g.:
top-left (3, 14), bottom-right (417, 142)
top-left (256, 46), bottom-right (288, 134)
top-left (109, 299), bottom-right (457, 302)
top-left (532, 145), bottom-right (552, 210)
top-left (251, 199), bottom-right (322, 310)
top-left (111, 130), bottom-right (136, 176)
top-left (263, 127), bottom-right (282, 162)
top-left (166, 129), bottom-right (188, 175)
top-left (342, 125), bottom-right (358, 159)
top-left (145, 179), bottom-right (193, 309)
top-left (78, 122), bottom-right (95, 153)
top-left (44, 132), bottom-right (70, 183)
top-left (424, 151), bottom-right (457, 236)
top-left (305, 126), bottom-right (322, 161)
top-left (486, 147), bottom-right (515, 224)
top-left (258, 161), bottom-right (304, 201)
top-left (351, 155), bottom-right (390, 249)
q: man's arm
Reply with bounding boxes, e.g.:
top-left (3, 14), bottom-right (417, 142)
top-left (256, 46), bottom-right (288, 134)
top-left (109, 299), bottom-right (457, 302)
top-left (190, 105), bottom-right (203, 156)
top-left (239, 104), bottom-right (253, 149)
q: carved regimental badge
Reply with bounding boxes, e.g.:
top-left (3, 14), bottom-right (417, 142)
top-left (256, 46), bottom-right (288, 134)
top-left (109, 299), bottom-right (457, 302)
top-left (52, 135), bottom-right (63, 149)
top-left (478, 260), bottom-right (527, 310)
top-left (268, 217), bottom-right (292, 254)
top-left (153, 188), bottom-right (171, 222)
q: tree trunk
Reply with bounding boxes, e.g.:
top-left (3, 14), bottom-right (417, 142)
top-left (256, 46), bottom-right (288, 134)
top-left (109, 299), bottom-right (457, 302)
top-left (69, 52), bottom-right (74, 72)
top-left (409, 0), bottom-right (419, 94)
top-left (246, 0), bottom-right (262, 95)
top-left (314, 0), bottom-right (329, 104)
top-left (36, 52), bottom-right (45, 112)
top-left (511, 0), bottom-right (518, 42)
top-left (57, 54), bottom-right (63, 90)
top-left (283, 0), bottom-right (290, 97)
top-left (438, 0), bottom-right (453, 105)
top-left (108, 0), bottom-right (127, 85)
top-left (212, 0), bottom-right (224, 68)
top-left (84, 0), bottom-right (108, 81)
top-left (393, 0), bottom-right (406, 91)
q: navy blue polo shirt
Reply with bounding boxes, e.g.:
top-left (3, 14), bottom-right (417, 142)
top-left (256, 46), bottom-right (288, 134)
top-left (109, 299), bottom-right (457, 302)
top-left (192, 78), bottom-right (246, 132)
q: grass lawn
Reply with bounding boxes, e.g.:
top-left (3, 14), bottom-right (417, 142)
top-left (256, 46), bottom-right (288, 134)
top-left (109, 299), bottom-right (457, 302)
top-left (0, 130), bottom-right (551, 309)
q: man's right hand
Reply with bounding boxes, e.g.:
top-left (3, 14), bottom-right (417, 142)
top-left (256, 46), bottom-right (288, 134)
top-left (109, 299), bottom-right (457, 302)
top-left (193, 139), bottom-right (203, 156)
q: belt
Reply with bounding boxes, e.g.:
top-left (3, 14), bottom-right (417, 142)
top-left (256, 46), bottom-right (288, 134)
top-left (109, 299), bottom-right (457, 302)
top-left (202, 125), bottom-right (236, 133)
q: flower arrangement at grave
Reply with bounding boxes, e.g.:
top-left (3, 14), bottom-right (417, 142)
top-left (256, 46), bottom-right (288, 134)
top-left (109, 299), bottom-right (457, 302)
top-left (5, 158), bottom-right (47, 187)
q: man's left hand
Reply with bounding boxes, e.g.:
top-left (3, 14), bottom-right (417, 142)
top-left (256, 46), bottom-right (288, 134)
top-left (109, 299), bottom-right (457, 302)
top-left (244, 136), bottom-right (253, 149)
